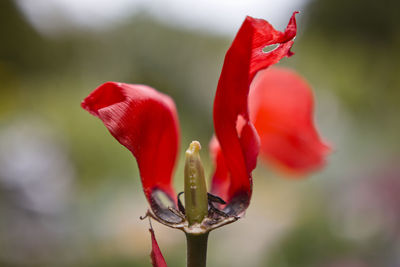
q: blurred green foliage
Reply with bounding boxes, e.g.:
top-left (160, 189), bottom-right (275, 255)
top-left (266, 215), bottom-right (357, 267)
top-left (307, 0), bottom-right (400, 43)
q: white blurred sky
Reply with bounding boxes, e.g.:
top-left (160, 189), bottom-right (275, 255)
top-left (16, 0), bottom-right (308, 36)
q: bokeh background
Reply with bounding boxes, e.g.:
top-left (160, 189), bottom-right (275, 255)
top-left (1, 0), bottom-right (400, 266)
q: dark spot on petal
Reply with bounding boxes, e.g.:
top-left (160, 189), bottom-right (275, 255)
top-left (150, 189), bottom-right (183, 224)
top-left (223, 191), bottom-right (250, 216)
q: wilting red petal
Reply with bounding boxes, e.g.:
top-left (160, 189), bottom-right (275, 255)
top-left (82, 82), bottom-right (182, 222)
top-left (149, 228), bottom-right (168, 267)
top-left (212, 12), bottom-right (298, 214)
top-left (249, 67), bottom-right (331, 175)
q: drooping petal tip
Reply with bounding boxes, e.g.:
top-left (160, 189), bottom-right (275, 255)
top-left (81, 81), bottom-right (127, 117)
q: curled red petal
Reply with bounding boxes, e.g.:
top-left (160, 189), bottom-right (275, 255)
top-left (212, 12), bottom-right (298, 215)
top-left (82, 82), bottom-right (182, 223)
top-left (149, 228), bottom-right (168, 267)
top-left (249, 67), bottom-right (331, 175)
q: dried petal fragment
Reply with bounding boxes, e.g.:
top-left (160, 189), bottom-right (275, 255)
top-left (212, 12), bottom-right (298, 214)
top-left (82, 82), bottom-right (181, 222)
top-left (249, 67), bottom-right (331, 175)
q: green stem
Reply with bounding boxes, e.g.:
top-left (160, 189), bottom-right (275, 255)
top-left (186, 233), bottom-right (209, 267)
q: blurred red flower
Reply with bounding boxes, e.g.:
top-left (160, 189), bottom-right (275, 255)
top-left (250, 67), bottom-right (331, 175)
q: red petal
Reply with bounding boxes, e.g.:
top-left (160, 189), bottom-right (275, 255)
top-left (82, 82), bottom-right (182, 223)
top-left (212, 12), bottom-right (298, 214)
top-left (249, 67), bottom-right (331, 175)
top-left (209, 136), bottom-right (230, 202)
top-left (149, 228), bottom-right (168, 267)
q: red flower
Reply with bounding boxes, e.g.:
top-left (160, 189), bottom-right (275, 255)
top-left (82, 11), bottom-right (329, 265)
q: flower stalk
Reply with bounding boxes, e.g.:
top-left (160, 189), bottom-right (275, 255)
top-left (186, 233), bottom-right (209, 267)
